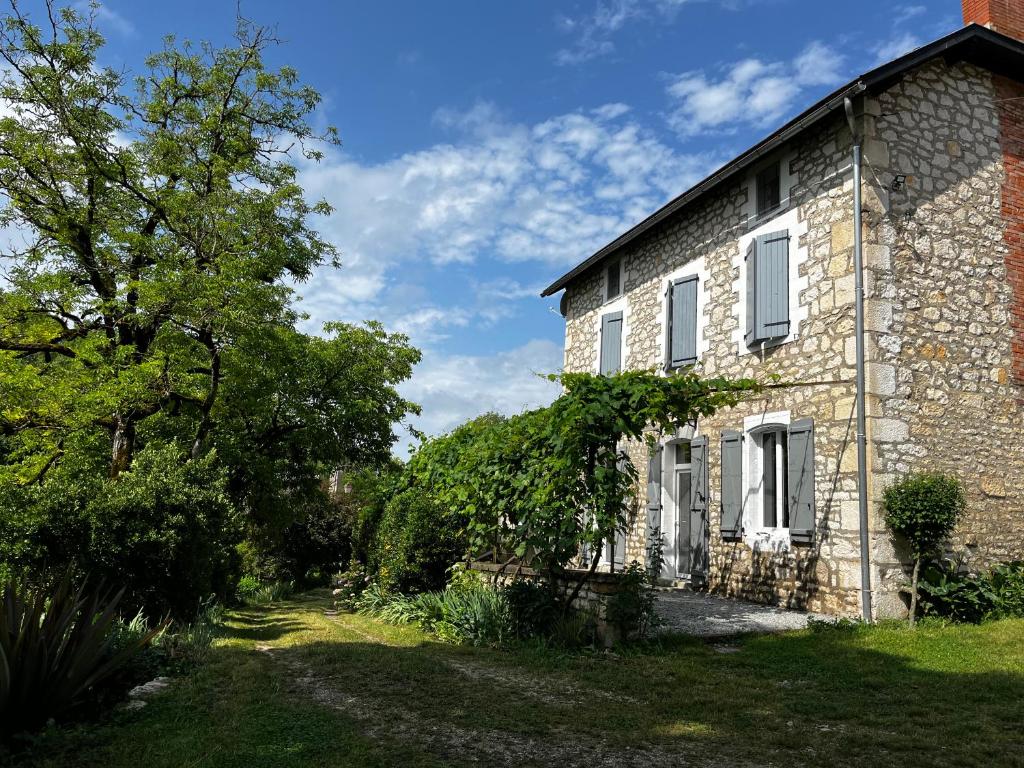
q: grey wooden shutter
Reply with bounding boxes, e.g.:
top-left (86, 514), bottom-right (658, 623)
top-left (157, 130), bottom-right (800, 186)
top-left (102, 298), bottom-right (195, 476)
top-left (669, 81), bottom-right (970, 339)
top-left (689, 436), bottom-right (709, 576)
top-left (720, 430), bottom-right (743, 541)
top-left (745, 230), bottom-right (790, 345)
top-left (788, 418), bottom-right (815, 544)
top-left (758, 230), bottom-right (790, 340)
top-left (599, 312), bottom-right (622, 375)
top-left (646, 446), bottom-right (662, 538)
top-left (744, 239), bottom-right (757, 344)
top-left (670, 275), bottom-right (699, 368)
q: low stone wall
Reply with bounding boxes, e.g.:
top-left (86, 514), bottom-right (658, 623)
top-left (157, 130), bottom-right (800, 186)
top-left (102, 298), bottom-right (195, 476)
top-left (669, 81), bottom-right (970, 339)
top-left (468, 561), bottom-right (629, 646)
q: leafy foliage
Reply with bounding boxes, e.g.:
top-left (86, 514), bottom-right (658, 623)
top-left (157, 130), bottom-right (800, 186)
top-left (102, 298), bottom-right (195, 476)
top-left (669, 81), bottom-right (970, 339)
top-left (605, 561), bottom-right (661, 640)
top-left (331, 566), bottom-right (370, 611)
top-left (883, 473), bottom-right (966, 624)
top-left (0, 6), bottom-right (419, 614)
top-left (0, 442), bottom-right (239, 619)
top-left (918, 560), bottom-right (1024, 623)
top-left (370, 371), bottom-right (759, 605)
top-left (0, 570), bottom-right (163, 740)
top-left (883, 473), bottom-right (966, 559)
top-left (240, 580), bottom-right (295, 606)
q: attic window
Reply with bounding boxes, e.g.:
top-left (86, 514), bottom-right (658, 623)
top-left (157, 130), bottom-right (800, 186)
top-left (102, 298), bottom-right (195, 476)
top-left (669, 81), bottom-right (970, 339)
top-left (756, 161), bottom-right (781, 217)
top-left (606, 260), bottom-right (621, 301)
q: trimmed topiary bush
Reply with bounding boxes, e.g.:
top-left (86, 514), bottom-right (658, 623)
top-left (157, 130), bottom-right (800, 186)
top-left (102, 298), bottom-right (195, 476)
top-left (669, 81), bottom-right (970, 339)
top-left (883, 472), bottom-right (966, 625)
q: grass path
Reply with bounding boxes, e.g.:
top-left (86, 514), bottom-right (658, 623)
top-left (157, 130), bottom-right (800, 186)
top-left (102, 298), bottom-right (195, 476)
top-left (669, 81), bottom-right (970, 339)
top-left (14, 590), bottom-right (1024, 768)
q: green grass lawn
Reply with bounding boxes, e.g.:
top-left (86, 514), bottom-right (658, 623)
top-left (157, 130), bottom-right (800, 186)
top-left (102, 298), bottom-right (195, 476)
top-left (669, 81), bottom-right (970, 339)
top-left (11, 590), bottom-right (1024, 768)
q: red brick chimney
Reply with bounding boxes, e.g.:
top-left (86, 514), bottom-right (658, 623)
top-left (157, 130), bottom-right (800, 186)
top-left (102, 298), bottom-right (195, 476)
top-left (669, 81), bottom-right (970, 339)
top-left (963, 0), bottom-right (1024, 40)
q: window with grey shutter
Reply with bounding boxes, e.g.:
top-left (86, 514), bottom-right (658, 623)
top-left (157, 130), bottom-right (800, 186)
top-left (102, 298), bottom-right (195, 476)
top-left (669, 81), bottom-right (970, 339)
top-left (667, 275), bottom-right (699, 368)
top-left (689, 436), bottom-right (709, 575)
top-left (599, 311), bottom-right (622, 375)
top-left (720, 430), bottom-right (743, 541)
top-left (787, 418), bottom-right (815, 544)
top-left (745, 229), bottom-right (790, 346)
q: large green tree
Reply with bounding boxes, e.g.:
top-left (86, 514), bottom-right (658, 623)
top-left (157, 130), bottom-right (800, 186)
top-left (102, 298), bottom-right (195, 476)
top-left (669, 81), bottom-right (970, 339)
top-left (0, 3), bottom-right (418, 535)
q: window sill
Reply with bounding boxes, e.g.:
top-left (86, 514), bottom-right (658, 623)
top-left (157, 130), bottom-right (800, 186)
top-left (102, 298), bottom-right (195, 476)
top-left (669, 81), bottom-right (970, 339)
top-left (747, 201), bottom-right (791, 231)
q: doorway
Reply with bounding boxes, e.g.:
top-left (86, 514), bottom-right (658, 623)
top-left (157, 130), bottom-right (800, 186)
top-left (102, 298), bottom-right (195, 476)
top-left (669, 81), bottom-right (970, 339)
top-left (661, 441), bottom-right (707, 582)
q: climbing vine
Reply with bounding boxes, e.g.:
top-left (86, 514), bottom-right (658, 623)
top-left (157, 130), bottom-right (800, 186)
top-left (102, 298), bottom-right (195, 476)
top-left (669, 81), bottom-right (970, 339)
top-left (398, 370), bottom-right (762, 606)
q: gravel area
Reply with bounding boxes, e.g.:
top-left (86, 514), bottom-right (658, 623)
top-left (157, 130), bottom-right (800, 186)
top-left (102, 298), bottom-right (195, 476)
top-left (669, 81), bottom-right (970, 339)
top-left (655, 589), bottom-right (825, 637)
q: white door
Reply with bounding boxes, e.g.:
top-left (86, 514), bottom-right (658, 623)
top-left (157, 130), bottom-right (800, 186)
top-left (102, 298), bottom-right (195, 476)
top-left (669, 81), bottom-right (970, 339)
top-left (661, 442), bottom-right (692, 580)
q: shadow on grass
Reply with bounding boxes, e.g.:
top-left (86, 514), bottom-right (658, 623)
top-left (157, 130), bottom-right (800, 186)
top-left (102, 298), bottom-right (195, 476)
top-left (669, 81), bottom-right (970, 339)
top-left (218, 618), bottom-right (1024, 768)
top-left (15, 605), bottom-right (1024, 768)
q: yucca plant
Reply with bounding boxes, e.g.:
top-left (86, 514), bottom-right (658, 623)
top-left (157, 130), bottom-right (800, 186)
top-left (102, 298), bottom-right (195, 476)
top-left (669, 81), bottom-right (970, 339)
top-left (0, 571), bottom-right (163, 739)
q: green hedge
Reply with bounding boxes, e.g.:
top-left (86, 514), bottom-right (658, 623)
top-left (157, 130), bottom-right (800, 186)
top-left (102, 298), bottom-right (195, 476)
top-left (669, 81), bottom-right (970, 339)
top-left (0, 443), bottom-right (240, 619)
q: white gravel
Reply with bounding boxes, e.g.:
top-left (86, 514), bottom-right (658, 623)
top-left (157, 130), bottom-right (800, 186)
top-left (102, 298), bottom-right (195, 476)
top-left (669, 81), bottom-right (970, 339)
top-left (654, 590), bottom-right (826, 637)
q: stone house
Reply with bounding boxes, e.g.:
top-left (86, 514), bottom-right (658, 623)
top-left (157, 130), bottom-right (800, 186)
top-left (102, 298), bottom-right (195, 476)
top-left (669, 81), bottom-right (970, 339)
top-left (541, 1), bottom-right (1024, 618)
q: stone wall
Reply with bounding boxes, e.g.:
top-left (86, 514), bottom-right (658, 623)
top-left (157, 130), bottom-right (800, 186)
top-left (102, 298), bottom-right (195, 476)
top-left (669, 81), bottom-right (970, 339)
top-left (865, 60), bottom-right (1024, 610)
top-left (560, 57), bottom-right (1024, 618)
top-left (468, 561), bottom-right (631, 646)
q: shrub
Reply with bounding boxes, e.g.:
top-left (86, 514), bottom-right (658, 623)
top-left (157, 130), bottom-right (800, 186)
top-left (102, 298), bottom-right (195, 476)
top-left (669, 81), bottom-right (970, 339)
top-left (241, 580), bottom-right (295, 606)
top-left (918, 560), bottom-right (1024, 623)
top-left (0, 571), bottom-right (162, 740)
top-left (883, 473), bottom-right (965, 624)
top-left (605, 561), bottom-right (661, 640)
top-left (503, 579), bottom-right (560, 640)
top-left (332, 566), bottom-right (370, 611)
top-left (110, 595), bottom-right (223, 680)
top-left (0, 444), bottom-right (241, 620)
top-left (371, 486), bottom-right (465, 594)
top-left (235, 574), bottom-right (262, 603)
top-left (358, 579), bottom-right (508, 646)
top-left (278, 490), bottom-right (355, 586)
top-left (357, 572), bottom-right (600, 649)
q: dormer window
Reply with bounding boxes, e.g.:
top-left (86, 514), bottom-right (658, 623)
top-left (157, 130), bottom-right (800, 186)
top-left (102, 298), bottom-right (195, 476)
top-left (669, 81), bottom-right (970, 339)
top-left (756, 160), bottom-right (781, 218)
top-left (605, 259), bottom-right (621, 301)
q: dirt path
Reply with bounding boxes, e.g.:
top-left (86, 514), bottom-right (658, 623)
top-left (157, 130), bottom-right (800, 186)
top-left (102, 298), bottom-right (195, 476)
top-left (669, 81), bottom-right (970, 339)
top-left (255, 606), bottom-right (748, 768)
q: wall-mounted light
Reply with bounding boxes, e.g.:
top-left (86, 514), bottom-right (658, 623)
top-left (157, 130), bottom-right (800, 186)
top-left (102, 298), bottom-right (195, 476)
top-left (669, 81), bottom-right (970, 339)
top-left (890, 174), bottom-right (907, 192)
top-left (343, 482), bottom-right (354, 495)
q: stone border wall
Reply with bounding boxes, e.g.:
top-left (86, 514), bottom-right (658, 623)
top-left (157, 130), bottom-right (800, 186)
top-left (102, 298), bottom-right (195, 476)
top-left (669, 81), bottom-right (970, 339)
top-left (469, 561), bottom-right (631, 646)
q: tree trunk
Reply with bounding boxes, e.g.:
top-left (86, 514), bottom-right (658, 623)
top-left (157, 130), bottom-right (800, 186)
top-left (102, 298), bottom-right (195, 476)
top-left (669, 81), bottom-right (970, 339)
top-left (909, 555), bottom-right (921, 627)
top-left (110, 416), bottom-right (136, 478)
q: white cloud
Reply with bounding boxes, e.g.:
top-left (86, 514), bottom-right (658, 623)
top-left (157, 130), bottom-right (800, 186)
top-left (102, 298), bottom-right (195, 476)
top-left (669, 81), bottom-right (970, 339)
top-left (294, 101), bottom-right (715, 342)
top-left (872, 32), bottom-right (923, 65)
top-left (397, 339), bottom-right (564, 449)
top-left (74, 2), bottom-right (136, 38)
top-left (554, 0), bottom-right (703, 66)
top-left (553, 0), bottom-right (766, 66)
top-left (665, 41), bottom-right (846, 137)
top-left (893, 5), bottom-right (927, 25)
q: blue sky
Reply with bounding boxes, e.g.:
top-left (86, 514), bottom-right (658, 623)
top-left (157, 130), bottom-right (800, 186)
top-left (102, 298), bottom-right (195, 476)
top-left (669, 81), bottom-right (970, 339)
top-left (53, 0), bottom-right (961, 444)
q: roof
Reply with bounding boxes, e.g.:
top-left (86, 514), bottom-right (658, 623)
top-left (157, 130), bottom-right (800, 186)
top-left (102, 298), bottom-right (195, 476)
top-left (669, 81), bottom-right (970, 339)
top-left (540, 23), bottom-right (1024, 298)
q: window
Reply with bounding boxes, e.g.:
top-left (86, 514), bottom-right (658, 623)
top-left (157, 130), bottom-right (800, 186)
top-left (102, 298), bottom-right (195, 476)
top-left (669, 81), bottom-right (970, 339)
top-left (744, 229), bottom-right (791, 347)
top-left (756, 161), bottom-right (781, 217)
top-left (674, 441), bottom-right (691, 466)
top-left (666, 274), bottom-right (698, 368)
top-left (758, 428), bottom-right (789, 528)
top-left (599, 311), bottom-right (622, 375)
top-left (606, 259), bottom-right (621, 301)
top-left (725, 416), bottom-right (816, 545)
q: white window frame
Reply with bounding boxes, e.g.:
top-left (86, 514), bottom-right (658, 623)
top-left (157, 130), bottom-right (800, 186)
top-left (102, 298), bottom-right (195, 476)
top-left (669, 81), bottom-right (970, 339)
top-left (742, 410), bottom-right (792, 551)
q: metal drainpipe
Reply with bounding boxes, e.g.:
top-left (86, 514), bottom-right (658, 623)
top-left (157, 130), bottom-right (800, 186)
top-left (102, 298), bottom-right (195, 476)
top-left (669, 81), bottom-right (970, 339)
top-left (846, 97), bottom-right (874, 622)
